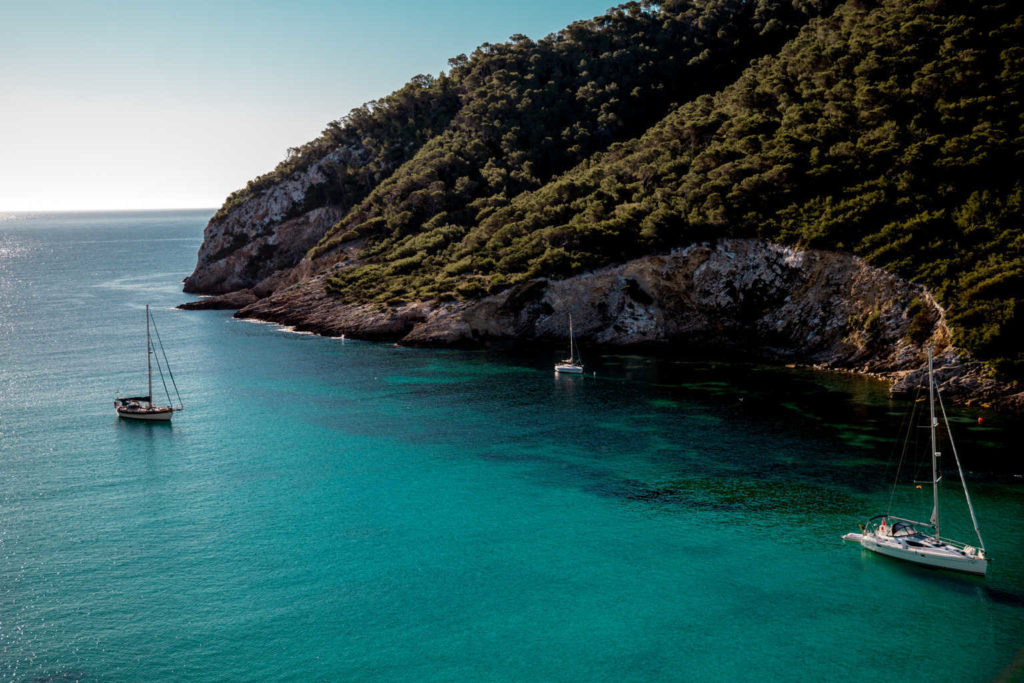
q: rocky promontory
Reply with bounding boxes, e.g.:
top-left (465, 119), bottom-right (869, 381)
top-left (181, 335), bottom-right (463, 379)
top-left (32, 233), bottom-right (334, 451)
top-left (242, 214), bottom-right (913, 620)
top-left (181, 229), bottom-right (1022, 412)
top-left (182, 147), bottom-right (357, 294)
top-left (207, 239), bottom-right (1020, 412)
top-left (237, 240), bottom-right (936, 362)
top-left (179, 0), bottom-right (1023, 412)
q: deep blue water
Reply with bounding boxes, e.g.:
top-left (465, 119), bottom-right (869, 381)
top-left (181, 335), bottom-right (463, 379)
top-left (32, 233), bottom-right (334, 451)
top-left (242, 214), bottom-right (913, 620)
top-left (1, 210), bottom-right (1022, 681)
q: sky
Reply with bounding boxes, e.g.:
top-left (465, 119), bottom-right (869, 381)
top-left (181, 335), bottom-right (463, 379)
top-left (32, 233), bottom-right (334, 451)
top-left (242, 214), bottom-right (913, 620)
top-left (0, 0), bottom-right (614, 212)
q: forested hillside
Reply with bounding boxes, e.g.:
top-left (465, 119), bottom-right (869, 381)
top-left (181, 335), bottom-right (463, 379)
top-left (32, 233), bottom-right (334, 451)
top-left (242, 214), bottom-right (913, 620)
top-left (202, 0), bottom-right (1023, 377)
top-left (448, 0), bottom-right (1023, 374)
top-left (213, 1), bottom-right (835, 238)
top-left (307, 0), bottom-right (841, 261)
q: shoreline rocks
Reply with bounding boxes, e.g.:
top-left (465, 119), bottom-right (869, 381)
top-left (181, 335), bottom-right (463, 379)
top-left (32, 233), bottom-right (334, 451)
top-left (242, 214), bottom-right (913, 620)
top-left (181, 239), bottom-right (1021, 412)
top-left (180, 238), bottom-right (1023, 412)
top-left (178, 289), bottom-right (259, 310)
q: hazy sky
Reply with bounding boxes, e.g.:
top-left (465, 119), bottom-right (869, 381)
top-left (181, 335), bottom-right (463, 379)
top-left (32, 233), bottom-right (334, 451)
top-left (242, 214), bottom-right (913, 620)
top-left (1, 0), bottom-right (614, 212)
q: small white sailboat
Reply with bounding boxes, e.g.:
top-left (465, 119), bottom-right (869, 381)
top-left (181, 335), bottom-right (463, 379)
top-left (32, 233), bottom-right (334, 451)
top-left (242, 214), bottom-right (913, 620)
top-left (114, 305), bottom-right (183, 421)
top-left (555, 314), bottom-right (584, 374)
top-left (843, 349), bottom-right (988, 576)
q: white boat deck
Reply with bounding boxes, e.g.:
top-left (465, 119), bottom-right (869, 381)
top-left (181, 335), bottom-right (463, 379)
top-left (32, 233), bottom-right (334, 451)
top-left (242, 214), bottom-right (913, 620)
top-left (843, 528), bottom-right (987, 576)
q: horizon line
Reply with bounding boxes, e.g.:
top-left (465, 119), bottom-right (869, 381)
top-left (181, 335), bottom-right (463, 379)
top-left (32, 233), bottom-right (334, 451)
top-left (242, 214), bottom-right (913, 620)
top-left (1, 207), bottom-right (218, 215)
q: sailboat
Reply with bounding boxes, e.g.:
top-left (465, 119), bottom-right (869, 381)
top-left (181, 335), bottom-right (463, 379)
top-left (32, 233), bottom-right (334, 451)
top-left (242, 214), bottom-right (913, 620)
top-left (842, 349), bottom-right (988, 576)
top-left (554, 313), bottom-right (584, 374)
top-left (114, 305), bottom-right (183, 421)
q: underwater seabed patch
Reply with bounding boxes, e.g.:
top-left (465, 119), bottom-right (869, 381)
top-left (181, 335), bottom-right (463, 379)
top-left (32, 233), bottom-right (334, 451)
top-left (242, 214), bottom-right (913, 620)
top-left (836, 431), bottom-right (895, 449)
top-left (620, 476), bottom-right (861, 519)
top-left (415, 358), bottom-right (539, 378)
top-left (384, 374), bottom-right (473, 385)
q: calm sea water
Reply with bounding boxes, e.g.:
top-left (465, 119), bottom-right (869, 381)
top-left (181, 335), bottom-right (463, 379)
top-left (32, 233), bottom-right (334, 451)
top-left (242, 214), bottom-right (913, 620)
top-left (1, 210), bottom-right (1022, 681)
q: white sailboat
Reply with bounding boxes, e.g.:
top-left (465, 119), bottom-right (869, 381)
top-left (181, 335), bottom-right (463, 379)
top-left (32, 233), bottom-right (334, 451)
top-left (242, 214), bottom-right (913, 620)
top-left (555, 314), bottom-right (584, 374)
top-left (114, 305), bottom-right (183, 421)
top-left (842, 349), bottom-right (988, 576)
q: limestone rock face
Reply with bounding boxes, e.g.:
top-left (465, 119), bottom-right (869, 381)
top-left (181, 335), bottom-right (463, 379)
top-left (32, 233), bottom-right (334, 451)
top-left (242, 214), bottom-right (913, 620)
top-left (407, 241), bottom-right (944, 373)
top-left (890, 351), bottom-right (1024, 411)
top-left (183, 146), bottom-right (360, 294)
top-left (236, 272), bottom-right (436, 340)
top-left (239, 240), bottom-right (941, 368)
top-left (201, 238), bottom-right (1019, 411)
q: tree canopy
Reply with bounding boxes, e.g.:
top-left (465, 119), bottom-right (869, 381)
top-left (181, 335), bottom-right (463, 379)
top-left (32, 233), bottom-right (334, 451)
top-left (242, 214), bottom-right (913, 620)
top-left (217, 0), bottom-right (1024, 376)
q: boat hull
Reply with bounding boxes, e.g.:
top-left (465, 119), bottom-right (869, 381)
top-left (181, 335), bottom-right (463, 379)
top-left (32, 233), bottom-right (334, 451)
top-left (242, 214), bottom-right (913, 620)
top-left (845, 533), bottom-right (987, 576)
top-left (116, 408), bottom-right (174, 421)
top-left (115, 401), bottom-right (175, 421)
top-left (555, 364), bottom-right (583, 374)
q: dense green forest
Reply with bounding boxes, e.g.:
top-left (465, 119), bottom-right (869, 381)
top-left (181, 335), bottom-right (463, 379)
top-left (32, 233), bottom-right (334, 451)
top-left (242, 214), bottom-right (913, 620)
top-left (222, 0), bottom-right (1023, 375)
top-left (220, 0), bottom-right (833, 224)
top-left (310, 0), bottom-right (842, 261)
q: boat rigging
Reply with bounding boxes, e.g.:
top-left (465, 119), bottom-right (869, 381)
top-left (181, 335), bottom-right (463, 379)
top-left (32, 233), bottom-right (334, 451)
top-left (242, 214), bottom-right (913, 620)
top-left (114, 304), bottom-right (183, 421)
top-left (842, 349), bottom-right (988, 576)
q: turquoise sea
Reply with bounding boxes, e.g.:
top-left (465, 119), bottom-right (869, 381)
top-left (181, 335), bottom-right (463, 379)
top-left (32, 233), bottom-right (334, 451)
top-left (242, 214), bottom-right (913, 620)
top-left (1, 210), bottom-right (1022, 681)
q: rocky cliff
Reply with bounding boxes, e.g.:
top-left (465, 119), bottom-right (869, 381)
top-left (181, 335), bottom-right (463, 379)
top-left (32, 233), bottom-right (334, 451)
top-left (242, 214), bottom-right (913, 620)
top-left (183, 147), bottom-right (359, 294)
top-left (181, 237), bottom-right (1022, 411)
top-left (234, 239), bottom-right (934, 357)
top-left (180, 0), bottom-right (1023, 411)
top-left (204, 239), bottom-right (1016, 411)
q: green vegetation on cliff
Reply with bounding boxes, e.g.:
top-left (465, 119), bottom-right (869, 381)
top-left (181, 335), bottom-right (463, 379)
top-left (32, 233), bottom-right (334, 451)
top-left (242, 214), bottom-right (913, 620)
top-left (220, 0), bottom-right (1023, 375)
top-left (450, 0), bottom-right (1024, 374)
top-left (213, 73), bottom-right (461, 221)
top-left (310, 0), bottom-right (840, 259)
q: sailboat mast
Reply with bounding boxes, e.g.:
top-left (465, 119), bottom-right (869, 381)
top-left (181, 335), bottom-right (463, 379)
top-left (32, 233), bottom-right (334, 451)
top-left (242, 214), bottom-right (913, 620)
top-left (936, 388), bottom-right (986, 551)
top-left (148, 305), bottom-right (153, 405)
top-left (568, 314), bottom-right (574, 361)
top-left (928, 348), bottom-right (940, 541)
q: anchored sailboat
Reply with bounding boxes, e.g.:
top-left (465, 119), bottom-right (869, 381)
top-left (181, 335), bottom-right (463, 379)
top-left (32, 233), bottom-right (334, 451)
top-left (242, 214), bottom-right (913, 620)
top-left (554, 314), bottom-right (584, 374)
top-left (114, 305), bottom-right (183, 421)
top-left (842, 349), bottom-right (988, 576)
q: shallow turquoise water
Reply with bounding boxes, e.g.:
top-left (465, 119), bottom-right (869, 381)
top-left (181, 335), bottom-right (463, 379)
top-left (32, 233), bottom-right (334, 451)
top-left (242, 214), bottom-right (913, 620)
top-left (1, 211), bottom-right (1023, 681)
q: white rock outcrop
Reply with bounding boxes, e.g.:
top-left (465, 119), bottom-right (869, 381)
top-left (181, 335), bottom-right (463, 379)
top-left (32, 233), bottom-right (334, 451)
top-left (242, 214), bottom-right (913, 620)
top-left (184, 146), bottom-right (364, 293)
